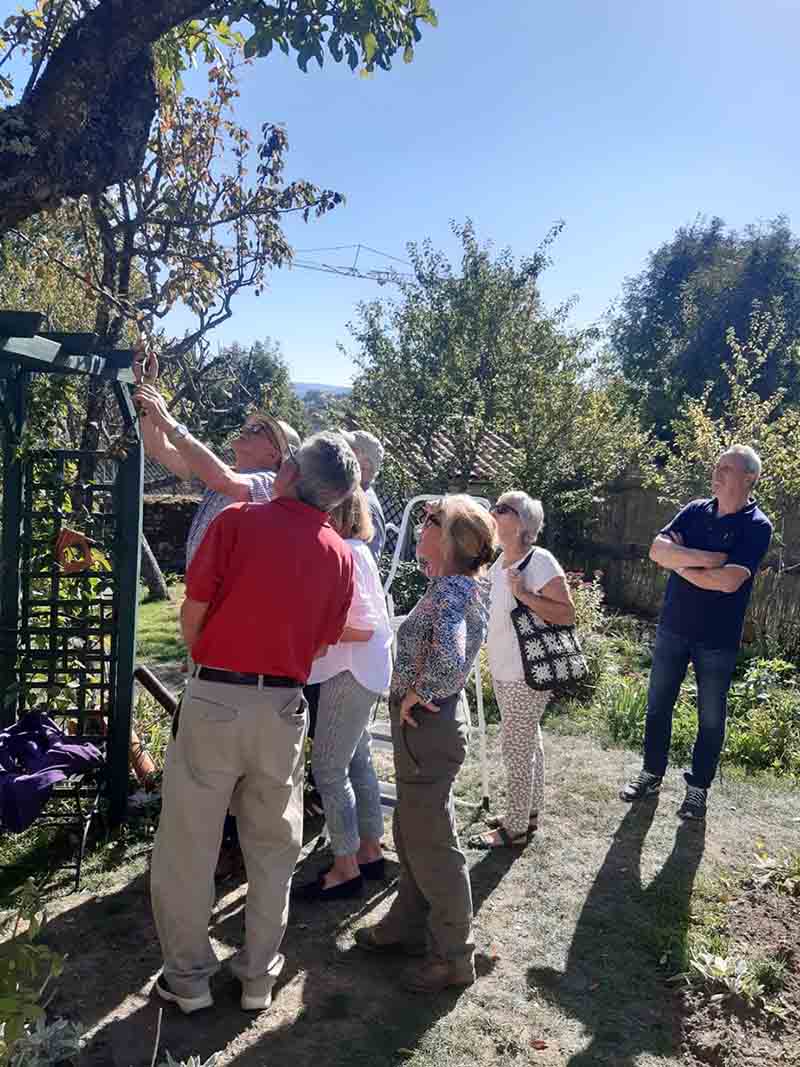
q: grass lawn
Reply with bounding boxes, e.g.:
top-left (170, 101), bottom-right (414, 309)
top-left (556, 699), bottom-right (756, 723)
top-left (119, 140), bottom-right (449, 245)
top-left (136, 583), bottom-right (185, 664)
top-left (2, 722), bottom-right (798, 1067)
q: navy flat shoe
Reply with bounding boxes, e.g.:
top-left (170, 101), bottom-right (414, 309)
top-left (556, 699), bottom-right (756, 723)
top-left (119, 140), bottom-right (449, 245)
top-left (291, 874), bottom-right (364, 901)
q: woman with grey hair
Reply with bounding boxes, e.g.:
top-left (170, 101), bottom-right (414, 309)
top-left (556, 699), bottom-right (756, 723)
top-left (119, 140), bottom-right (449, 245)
top-left (470, 490), bottom-right (575, 849)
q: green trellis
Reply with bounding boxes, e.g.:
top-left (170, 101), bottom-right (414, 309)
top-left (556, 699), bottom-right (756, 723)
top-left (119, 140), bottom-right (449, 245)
top-left (0, 310), bottom-right (142, 826)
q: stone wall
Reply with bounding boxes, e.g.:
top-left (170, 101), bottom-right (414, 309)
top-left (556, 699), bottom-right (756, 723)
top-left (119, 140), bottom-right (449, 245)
top-left (142, 495), bottom-right (200, 573)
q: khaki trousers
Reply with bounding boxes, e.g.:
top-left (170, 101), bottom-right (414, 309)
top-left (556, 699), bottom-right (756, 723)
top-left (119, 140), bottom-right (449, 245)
top-left (150, 676), bottom-right (307, 999)
top-left (381, 693), bottom-right (473, 963)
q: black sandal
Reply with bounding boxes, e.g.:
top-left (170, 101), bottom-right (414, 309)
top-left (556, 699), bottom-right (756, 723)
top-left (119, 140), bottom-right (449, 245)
top-left (467, 825), bottom-right (531, 850)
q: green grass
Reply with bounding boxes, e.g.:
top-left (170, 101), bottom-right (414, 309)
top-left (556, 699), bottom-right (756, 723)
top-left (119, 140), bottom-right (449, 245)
top-left (136, 582), bottom-right (185, 663)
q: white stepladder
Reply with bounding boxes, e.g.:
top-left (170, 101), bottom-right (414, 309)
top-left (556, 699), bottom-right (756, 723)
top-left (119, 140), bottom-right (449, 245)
top-left (371, 494), bottom-right (492, 816)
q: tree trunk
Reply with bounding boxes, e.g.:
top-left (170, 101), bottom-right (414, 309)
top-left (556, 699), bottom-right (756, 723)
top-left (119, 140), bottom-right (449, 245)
top-left (0, 0), bottom-right (210, 234)
top-left (140, 532), bottom-right (170, 602)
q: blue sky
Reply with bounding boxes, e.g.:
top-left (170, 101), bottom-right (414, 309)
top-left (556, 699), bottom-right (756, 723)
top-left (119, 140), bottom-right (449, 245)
top-left (20, 0), bottom-right (800, 385)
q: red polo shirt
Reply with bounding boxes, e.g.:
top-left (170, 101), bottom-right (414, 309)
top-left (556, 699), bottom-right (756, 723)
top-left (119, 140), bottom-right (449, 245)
top-left (185, 497), bottom-right (354, 682)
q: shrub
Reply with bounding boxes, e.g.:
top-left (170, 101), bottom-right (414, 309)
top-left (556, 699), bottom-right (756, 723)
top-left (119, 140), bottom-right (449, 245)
top-left (600, 676), bottom-right (648, 746)
top-left (8, 1017), bottom-right (83, 1067)
top-left (567, 571), bottom-right (606, 635)
top-left (725, 658), bottom-right (800, 777)
top-left (382, 560), bottom-right (427, 618)
top-left (0, 882), bottom-right (67, 1064)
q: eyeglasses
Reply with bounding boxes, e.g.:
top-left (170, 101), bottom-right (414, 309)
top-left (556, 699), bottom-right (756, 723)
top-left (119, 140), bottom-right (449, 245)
top-left (490, 503), bottom-right (518, 517)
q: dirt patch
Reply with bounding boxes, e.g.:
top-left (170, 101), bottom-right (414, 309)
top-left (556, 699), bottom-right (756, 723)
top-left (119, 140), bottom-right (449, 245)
top-left (680, 886), bottom-right (800, 1067)
top-left (14, 730), bottom-right (800, 1067)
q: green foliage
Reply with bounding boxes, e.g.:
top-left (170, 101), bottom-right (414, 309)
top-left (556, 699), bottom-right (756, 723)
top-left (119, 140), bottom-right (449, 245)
top-left (609, 215), bottom-right (800, 437)
top-left (0, 881), bottom-right (66, 1062)
top-left (169, 339), bottom-right (310, 451)
top-left (158, 1054), bottom-right (218, 1067)
top-left (688, 950), bottom-right (766, 1006)
top-left (381, 560), bottom-right (427, 618)
top-left (752, 843), bottom-right (800, 897)
top-left (652, 303), bottom-right (800, 533)
top-left (725, 658), bottom-right (800, 778)
top-left (233, 0), bottom-right (438, 73)
top-left (345, 220), bottom-right (651, 542)
top-left (7, 1017), bottom-right (82, 1067)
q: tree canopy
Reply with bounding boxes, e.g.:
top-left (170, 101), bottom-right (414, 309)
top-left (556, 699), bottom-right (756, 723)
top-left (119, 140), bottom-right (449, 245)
top-left (344, 221), bottom-right (651, 541)
top-left (0, 0), bottom-right (438, 233)
top-left (609, 216), bottom-right (800, 437)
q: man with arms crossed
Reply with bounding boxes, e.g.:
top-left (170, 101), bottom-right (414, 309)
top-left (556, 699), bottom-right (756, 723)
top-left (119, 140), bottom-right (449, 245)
top-left (150, 433), bottom-right (358, 1014)
top-left (620, 445), bottom-right (772, 821)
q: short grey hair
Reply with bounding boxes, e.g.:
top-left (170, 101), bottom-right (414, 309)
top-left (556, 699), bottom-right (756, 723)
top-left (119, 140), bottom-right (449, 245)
top-left (723, 444), bottom-right (762, 482)
top-left (341, 429), bottom-right (385, 485)
top-left (497, 489), bottom-right (545, 547)
top-left (293, 431), bottom-right (360, 512)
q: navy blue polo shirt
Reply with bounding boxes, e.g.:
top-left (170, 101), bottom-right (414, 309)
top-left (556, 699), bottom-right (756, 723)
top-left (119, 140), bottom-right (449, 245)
top-left (659, 498), bottom-right (772, 649)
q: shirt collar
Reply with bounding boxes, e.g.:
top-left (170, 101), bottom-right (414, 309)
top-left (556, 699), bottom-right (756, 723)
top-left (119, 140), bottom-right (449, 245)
top-left (710, 497), bottom-right (757, 519)
top-left (273, 496), bottom-right (331, 526)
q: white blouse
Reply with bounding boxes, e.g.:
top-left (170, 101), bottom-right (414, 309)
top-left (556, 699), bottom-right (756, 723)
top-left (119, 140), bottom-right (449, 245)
top-left (308, 539), bottom-right (393, 695)
top-left (486, 547), bottom-right (566, 682)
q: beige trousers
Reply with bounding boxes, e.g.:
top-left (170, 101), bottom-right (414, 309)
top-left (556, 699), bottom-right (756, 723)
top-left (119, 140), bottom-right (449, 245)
top-left (150, 675), bottom-right (307, 999)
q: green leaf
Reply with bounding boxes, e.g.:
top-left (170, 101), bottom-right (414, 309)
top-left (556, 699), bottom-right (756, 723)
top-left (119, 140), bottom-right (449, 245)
top-left (363, 31), bottom-right (378, 64)
top-left (403, 44), bottom-right (414, 63)
top-left (243, 33), bottom-right (260, 58)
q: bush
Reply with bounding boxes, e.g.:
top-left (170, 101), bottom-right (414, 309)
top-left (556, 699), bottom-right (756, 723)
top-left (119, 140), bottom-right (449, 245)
top-left (382, 560), bottom-right (427, 618)
top-left (0, 882), bottom-right (69, 1065)
top-left (567, 571), bottom-right (606, 635)
top-left (725, 658), bottom-right (800, 777)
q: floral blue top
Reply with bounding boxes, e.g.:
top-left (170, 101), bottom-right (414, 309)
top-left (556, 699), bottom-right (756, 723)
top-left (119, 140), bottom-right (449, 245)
top-left (391, 575), bottom-right (489, 704)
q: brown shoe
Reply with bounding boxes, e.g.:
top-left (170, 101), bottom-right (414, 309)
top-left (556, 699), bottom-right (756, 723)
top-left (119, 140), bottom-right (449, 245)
top-left (400, 957), bottom-right (475, 994)
top-left (354, 926), bottom-right (426, 957)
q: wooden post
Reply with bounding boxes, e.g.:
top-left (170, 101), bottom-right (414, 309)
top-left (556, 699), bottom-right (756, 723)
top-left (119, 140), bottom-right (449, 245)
top-left (108, 382), bottom-right (143, 826)
top-left (0, 363), bottom-right (28, 726)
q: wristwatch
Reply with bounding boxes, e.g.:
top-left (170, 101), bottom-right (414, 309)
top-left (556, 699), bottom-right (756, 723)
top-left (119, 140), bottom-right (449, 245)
top-left (167, 422), bottom-right (190, 444)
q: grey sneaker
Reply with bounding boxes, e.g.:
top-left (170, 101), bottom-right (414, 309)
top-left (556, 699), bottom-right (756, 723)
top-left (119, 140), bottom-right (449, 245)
top-left (677, 784), bottom-right (707, 821)
top-left (620, 770), bottom-right (663, 802)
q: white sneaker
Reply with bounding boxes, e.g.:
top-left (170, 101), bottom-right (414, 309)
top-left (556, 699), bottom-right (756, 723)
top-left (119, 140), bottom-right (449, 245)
top-left (240, 984), bottom-right (274, 1012)
top-left (232, 952), bottom-right (285, 1012)
top-left (154, 974), bottom-right (213, 1014)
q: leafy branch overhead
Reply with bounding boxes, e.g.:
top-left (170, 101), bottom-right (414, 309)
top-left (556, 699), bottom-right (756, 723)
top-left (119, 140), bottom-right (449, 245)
top-left (0, 0), bottom-right (438, 232)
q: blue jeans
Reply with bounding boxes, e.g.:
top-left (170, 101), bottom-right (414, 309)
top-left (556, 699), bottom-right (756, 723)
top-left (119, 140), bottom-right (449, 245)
top-left (643, 626), bottom-right (738, 790)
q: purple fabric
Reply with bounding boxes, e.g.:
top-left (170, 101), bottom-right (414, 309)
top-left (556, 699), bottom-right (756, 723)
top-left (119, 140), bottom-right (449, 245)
top-left (0, 712), bottom-right (103, 833)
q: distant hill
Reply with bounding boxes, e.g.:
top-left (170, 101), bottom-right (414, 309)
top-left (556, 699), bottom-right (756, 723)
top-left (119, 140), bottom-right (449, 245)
top-left (292, 382), bottom-right (351, 399)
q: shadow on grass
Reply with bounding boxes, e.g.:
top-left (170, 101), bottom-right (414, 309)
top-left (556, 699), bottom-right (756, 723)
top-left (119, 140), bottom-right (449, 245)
top-left (528, 798), bottom-right (705, 1066)
top-left (64, 823), bottom-right (519, 1066)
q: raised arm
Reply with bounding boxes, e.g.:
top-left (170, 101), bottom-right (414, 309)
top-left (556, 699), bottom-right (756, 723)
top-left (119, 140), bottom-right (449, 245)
top-left (134, 384), bottom-right (255, 501)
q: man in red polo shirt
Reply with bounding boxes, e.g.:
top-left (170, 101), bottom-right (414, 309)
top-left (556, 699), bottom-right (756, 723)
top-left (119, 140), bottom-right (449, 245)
top-left (150, 432), bottom-right (358, 1016)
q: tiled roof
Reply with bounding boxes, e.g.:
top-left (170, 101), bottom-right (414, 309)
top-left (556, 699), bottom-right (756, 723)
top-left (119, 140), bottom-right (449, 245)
top-left (383, 427), bottom-right (521, 487)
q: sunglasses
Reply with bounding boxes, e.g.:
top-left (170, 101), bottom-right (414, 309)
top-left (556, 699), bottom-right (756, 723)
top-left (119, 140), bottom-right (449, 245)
top-left (491, 503), bottom-right (518, 517)
top-left (414, 513), bottom-right (442, 539)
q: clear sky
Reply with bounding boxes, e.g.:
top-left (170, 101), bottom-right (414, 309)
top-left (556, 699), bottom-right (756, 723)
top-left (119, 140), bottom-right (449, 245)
top-left (167, 1), bottom-right (799, 384)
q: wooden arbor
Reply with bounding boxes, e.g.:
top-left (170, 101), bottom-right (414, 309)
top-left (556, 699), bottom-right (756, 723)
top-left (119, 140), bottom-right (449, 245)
top-left (0, 311), bottom-right (142, 825)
